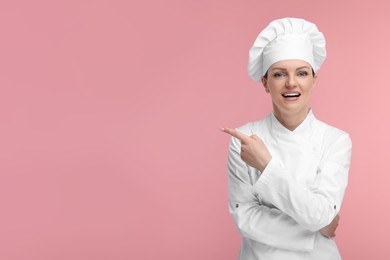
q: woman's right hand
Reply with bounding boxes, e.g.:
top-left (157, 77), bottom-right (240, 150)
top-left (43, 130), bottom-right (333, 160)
top-left (221, 127), bottom-right (272, 172)
top-left (320, 214), bottom-right (339, 238)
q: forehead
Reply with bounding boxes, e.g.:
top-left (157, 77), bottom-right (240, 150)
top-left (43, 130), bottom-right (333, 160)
top-left (269, 59), bottom-right (312, 70)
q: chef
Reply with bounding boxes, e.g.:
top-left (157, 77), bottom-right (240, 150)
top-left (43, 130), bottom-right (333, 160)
top-left (221, 17), bottom-right (352, 259)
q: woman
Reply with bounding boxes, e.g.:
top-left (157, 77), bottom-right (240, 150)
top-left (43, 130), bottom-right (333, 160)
top-left (221, 18), bottom-right (352, 259)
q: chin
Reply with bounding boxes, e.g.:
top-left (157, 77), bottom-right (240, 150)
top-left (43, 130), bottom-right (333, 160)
top-left (276, 103), bottom-right (308, 114)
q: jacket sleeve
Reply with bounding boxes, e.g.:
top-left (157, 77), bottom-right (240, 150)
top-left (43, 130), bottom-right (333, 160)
top-left (252, 131), bottom-right (352, 232)
top-left (228, 136), bottom-right (316, 251)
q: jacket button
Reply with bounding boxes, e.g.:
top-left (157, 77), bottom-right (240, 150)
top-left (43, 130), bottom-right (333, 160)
top-left (236, 204), bottom-right (239, 208)
top-left (334, 205), bottom-right (337, 209)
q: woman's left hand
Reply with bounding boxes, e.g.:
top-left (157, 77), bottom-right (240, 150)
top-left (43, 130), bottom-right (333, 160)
top-left (320, 214), bottom-right (340, 238)
top-left (221, 127), bottom-right (272, 172)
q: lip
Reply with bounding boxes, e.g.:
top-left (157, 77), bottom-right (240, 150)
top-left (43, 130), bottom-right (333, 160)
top-left (281, 91), bottom-right (301, 101)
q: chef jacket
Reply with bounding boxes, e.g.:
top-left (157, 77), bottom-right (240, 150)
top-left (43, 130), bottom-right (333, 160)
top-left (228, 109), bottom-right (352, 260)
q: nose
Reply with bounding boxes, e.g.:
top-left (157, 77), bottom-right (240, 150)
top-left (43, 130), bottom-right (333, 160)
top-left (285, 75), bottom-right (298, 88)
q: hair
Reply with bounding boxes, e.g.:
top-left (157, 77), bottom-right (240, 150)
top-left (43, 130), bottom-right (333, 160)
top-left (262, 68), bottom-right (316, 79)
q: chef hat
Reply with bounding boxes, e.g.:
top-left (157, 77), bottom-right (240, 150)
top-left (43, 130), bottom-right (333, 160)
top-left (248, 17), bottom-right (326, 81)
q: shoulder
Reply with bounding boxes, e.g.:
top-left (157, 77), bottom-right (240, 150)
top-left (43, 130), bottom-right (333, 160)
top-left (314, 118), bottom-right (352, 149)
top-left (313, 118), bottom-right (352, 167)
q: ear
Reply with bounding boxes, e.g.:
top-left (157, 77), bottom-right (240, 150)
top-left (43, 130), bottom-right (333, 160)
top-left (312, 74), bottom-right (317, 89)
top-left (261, 76), bottom-right (270, 93)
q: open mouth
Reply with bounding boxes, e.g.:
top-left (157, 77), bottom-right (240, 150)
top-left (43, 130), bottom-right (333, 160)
top-left (282, 92), bottom-right (301, 98)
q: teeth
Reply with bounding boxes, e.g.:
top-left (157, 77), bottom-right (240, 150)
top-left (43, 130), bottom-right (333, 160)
top-left (283, 93), bottom-right (300, 97)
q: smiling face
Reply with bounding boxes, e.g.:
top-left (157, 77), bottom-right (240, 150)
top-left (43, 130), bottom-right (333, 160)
top-left (261, 59), bottom-right (317, 125)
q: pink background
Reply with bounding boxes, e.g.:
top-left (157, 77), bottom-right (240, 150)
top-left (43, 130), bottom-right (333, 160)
top-left (0, 0), bottom-right (388, 259)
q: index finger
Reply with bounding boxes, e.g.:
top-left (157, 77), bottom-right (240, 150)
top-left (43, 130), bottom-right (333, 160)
top-left (220, 127), bottom-right (249, 142)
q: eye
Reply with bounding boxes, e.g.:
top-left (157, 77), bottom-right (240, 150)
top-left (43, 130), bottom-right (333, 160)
top-left (273, 72), bottom-right (286, 78)
top-left (297, 71), bottom-right (309, 77)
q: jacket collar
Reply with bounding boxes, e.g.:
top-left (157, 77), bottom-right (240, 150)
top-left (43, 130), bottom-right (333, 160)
top-left (270, 108), bottom-right (315, 141)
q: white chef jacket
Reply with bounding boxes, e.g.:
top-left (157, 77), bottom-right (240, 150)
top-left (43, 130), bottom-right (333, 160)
top-left (228, 109), bottom-right (352, 260)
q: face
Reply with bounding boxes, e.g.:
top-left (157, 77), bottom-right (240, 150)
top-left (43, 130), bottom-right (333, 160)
top-left (261, 59), bottom-right (316, 118)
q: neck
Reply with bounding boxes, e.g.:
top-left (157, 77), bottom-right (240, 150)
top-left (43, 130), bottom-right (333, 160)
top-left (273, 106), bottom-right (310, 131)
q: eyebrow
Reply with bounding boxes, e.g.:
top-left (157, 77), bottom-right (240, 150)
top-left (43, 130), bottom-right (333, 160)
top-left (271, 66), bottom-right (311, 71)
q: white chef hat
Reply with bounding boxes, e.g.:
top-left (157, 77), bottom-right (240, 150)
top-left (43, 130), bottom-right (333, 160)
top-left (248, 17), bottom-right (326, 81)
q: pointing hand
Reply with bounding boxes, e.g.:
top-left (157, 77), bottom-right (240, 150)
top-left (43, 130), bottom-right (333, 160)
top-left (221, 127), bottom-right (271, 172)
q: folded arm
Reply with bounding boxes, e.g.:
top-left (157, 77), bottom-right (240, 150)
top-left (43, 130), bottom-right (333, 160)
top-left (252, 131), bottom-right (352, 231)
top-left (228, 137), bottom-right (316, 251)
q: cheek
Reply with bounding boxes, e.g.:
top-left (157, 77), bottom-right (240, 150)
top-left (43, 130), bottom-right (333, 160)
top-left (307, 84), bottom-right (315, 94)
top-left (269, 91), bottom-right (282, 102)
top-left (270, 87), bottom-right (284, 98)
top-left (302, 81), bottom-right (315, 93)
